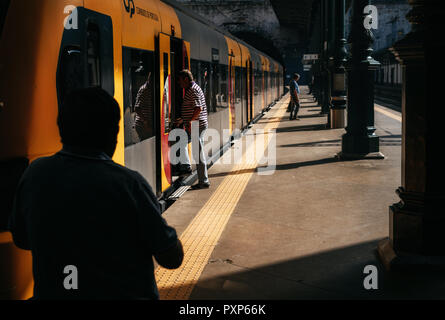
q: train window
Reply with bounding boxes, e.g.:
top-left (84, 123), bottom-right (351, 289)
top-left (265, 71), bottom-right (269, 98)
top-left (254, 69), bottom-right (260, 96)
top-left (58, 46), bottom-right (83, 103)
top-left (192, 59), bottom-right (213, 112)
top-left (0, 0), bottom-right (10, 37)
top-left (86, 23), bottom-right (101, 87)
top-left (122, 47), bottom-right (155, 147)
top-left (183, 46), bottom-right (189, 70)
top-left (235, 67), bottom-right (242, 107)
top-left (211, 63), bottom-right (219, 112)
top-left (218, 64), bottom-right (228, 109)
top-left (199, 61), bottom-right (211, 113)
top-left (191, 60), bottom-right (200, 86)
top-left (57, 8), bottom-right (114, 105)
top-left (271, 72), bottom-right (275, 90)
top-left (186, 60), bottom-right (213, 113)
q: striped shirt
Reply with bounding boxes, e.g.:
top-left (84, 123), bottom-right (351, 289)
top-left (134, 80), bottom-right (154, 138)
top-left (182, 81), bottom-right (208, 131)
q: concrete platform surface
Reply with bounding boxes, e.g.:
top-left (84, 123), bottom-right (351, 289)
top-left (157, 87), bottom-right (445, 300)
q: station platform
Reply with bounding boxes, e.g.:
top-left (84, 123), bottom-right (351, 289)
top-left (155, 87), bottom-right (445, 300)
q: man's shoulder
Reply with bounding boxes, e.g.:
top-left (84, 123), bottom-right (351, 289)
top-left (191, 82), bottom-right (203, 93)
top-left (107, 162), bottom-right (157, 194)
top-left (29, 153), bottom-right (145, 184)
top-left (26, 155), bottom-right (60, 172)
top-left (103, 160), bottom-right (149, 185)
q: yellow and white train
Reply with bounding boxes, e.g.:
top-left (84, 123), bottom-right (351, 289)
top-left (0, 0), bottom-right (284, 299)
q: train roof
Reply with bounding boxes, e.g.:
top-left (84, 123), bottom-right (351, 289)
top-left (161, 0), bottom-right (281, 68)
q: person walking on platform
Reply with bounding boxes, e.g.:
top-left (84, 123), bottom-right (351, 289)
top-left (289, 73), bottom-right (301, 121)
top-left (8, 87), bottom-right (183, 300)
top-left (175, 69), bottom-right (210, 190)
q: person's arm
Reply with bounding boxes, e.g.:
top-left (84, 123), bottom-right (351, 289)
top-left (185, 89), bottom-right (203, 130)
top-left (295, 91), bottom-right (300, 104)
top-left (8, 178), bottom-right (31, 250)
top-left (154, 239), bottom-right (184, 269)
top-left (190, 107), bottom-right (202, 122)
top-left (135, 175), bottom-right (184, 269)
top-left (294, 82), bottom-right (300, 104)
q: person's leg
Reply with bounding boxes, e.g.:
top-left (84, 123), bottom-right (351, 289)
top-left (289, 101), bottom-right (295, 120)
top-left (197, 131), bottom-right (210, 185)
top-left (290, 100), bottom-right (297, 120)
top-left (179, 132), bottom-right (192, 172)
top-left (295, 102), bottom-right (301, 120)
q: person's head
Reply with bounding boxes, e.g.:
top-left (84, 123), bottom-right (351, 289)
top-left (57, 87), bottom-right (121, 158)
top-left (178, 70), bottom-right (194, 89)
top-left (293, 73), bottom-right (300, 81)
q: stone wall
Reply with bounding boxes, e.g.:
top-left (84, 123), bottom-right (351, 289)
top-left (345, 0), bottom-right (412, 52)
top-left (344, 0), bottom-right (411, 109)
top-left (174, 0), bottom-right (307, 83)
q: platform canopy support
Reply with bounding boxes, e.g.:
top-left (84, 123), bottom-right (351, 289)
top-left (337, 0), bottom-right (384, 160)
top-left (378, 0), bottom-right (445, 270)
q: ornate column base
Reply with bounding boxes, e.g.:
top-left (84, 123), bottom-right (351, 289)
top-left (335, 151), bottom-right (384, 160)
top-left (378, 187), bottom-right (445, 271)
top-left (378, 239), bottom-right (445, 271)
top-left (336, 133), bottom-right (384, 160)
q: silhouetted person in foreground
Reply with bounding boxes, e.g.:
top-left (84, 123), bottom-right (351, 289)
top-left (8, 87), bottom-right (183, 300)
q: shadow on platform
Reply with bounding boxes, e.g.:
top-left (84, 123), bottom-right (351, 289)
top-left (158, 240), bottom-right (445, 300)
top-left (280, 139), bottom-right (342, 148)
top-left (208, 157), bottom-right (339, 179)
top-left (276, 124), bottom-right (328, 133)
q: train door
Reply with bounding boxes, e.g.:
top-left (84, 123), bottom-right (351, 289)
top-left (260, 66), bottom-right (266, 111)
top-left (156, 33), bottom-right (190, 194)
top-left (169, 37), bottom-right (191, 179)
top-left (228, 53), bottom-right (235, 134)
top-left (249, 61), bottom-right (254, 122)
top-left (122, 48), bottom-right (157, 194)
top-left (241, 65), bottom-right (247, 128)
top-left (262, 69), bottom-right (266, 110)
top-left (157, 33), bottom-right (172, 193)
top-left (170, 37), bottom-right (189, 123)
top-left (246, 61), bottom-right (251, 124)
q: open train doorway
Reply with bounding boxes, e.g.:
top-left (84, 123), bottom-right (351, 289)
top-left (169, 37), bottom-right (186, 181)
top-left (170, 37), bottom-right (186, 124)
top-left (157, 33), bottom-right (191, 195)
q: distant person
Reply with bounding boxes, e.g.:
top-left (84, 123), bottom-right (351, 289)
top-left (175, 70), bottom-right (210, 190)
top-left (8, 87), bottom-right (183, 300)
top-left (289, 73), bottom-right (301, 121)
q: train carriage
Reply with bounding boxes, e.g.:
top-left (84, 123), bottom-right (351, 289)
top-left (0, 0), bottom-right (283, 299)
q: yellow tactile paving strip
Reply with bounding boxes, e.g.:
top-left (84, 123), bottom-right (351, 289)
top-left (155, 99), bottom-right (288, 300)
